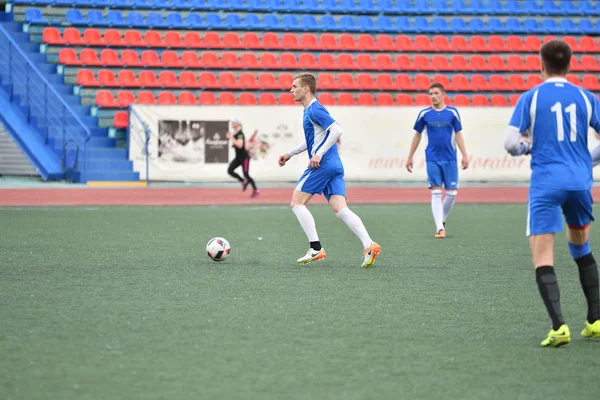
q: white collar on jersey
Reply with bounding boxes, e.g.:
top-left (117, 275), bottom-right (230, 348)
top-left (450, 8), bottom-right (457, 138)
top-left (305, 98), bottom-right (318, 109)
top-left (545, 77), bottom-right (568, 83)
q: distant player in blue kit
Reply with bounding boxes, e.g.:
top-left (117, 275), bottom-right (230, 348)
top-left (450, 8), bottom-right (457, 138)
top-left (405, 83), bottom-right (469, 238)
top-left (278, 73), bottom-right (381, 268)
top-left (504, 39), bottom-right (600, 347)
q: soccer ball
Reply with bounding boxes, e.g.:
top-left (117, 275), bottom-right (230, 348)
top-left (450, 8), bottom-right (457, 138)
top-left (206, 237), bottom-right (231, 262)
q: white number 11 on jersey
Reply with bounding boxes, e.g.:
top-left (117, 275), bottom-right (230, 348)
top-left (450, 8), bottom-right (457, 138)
top-left (551, 102), bottom-right (577, 142)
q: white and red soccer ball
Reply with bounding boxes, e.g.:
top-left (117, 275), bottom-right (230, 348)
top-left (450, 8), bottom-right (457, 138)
top-left (206, 237), bottom-right (231, 262)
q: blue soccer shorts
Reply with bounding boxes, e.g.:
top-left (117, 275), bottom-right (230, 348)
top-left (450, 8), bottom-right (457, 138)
top-left (426, 160), bottom-right (459, 190)
top-left (295, 166), bottom-right (346, 201)
top-left (527, 186), bottom-right (595, 236)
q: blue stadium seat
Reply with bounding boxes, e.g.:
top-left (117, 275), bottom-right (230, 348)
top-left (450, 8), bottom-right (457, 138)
top-left (263, 13), bottom-right (282, 30)
top-left (394, 16), bottom-right (411, 32)
top-left (186, 13), bottom-right (205, 28)
top-left (578, 18), bottom-right (596, 35)
top-left (131, 0), bottom-right (149, 8)
top-left (357, 16), bottom-right (375, 32)
top-left (396, 0), bottom-right (414, 13)
top-left (451, 0), bottom-right (468, 14)
top-left (485, 0), bottom-right (504, 14)
top-left (468, 0), bottom-right (486, 14)
top-left (86, 10), bottom-right (107, 26)
top-left (268, 0), bottom-right (288, 12)
top-left (225, 14), bottom-right (243, 29)
top-left (542, 0), bottom-right (561, 15)
top-left (376, 16), bottom-right (395, 33)
top-left (560, 19), bottom-right (578, 34)
top-left (488, 17), bottom-right (506, 33)
top-left (106, 10), bottom-right (127, 27)
top-left (558, 0), bottom-right (578, 15)
top-left (125, 11), bottom-right (145, 27)
top-left (413, 17), bottom-right (429, 33)
top-left (432, 0), bottom-right (450, 13)
top-left (450, 17), bottom-right (468, 33)
top-left (322, 0), bottom-right (343, 13)
top-left (468, 17), bottom-right (486, 33)
top-left (151, 0), bottom-right (169, 8)
top-left (359, 0), bottom-right (377, 13)
top-left (377, 0), bottom-right (393, 13)
top-left (318, 15), bottom-right (336, 32)
top-left (523, 18), bottom-right (543, 34)
top-left (506, 0), bottom-right (524, 15)
top-left (432, 17), bottom-right (452, 33)
top-left (247, 0), bottom-right (268, 12)
top-left (541, 19), bottom-right (560, 34)
top-left (205, 13), bottom-right (224, 29)
top-left (577, 1), bottom-right (600, 16)
top-left (281, 14), bottom-right (300, 31)
top-left (169, 0), bottom-right (190, 9)
top-left (413, 0), bottom-right (430, 13)
top-left (166, 13), bottom-right (187, 28)
top-left (110, 0), bottom-right (129, 6)
top-left (302, 0), bottom-right (320, 12)
top-left (65, 9), bottom-right (85, 25)
top-left (340, 0), bottom-right (361, 13)
top-left (243, 13), bottom-right (262, 29)
top-left (146, 12), bottom-right (168, 28)
top-left (339, 15), bottom-right (357, 32)
top-left (24, 8), bottom-right (48, 24)
top-left (220, 0), bottom-right (241, 11)
top-left (523, 0), bottom-right (540, 15)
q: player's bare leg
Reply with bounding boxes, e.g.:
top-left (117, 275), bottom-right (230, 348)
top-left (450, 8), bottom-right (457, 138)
top-left (291, 190), bottom-right (326, 264)
top-left (329, 195), bottom-right (381, 268)
top-left (442, 189), bottom-right (458, 232)
top-left (530, 233), bottom-right (571, 347)
top-left (567, 225), bottom-right (600, 338)
top-left (431, 186), bottom-right (445, 238)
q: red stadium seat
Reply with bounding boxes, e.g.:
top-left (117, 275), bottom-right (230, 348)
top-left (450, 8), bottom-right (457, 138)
top-left (301, 33), bottom-right (320, 50)
top-left (117, 70), bottom-right (137, 87)
top-left (258, 73), bottom-right (279, 89)
top-left (218, 92), bottom-right (237, 105)
top-left (488, 55), bottom-right (508, 71)
top-left (164, 31), bottom-right (184, 48)
top-left (141, 50), bottom-right (162, 67)
top-left (179, 71), bottom-right (201, 89)
top-left (199, 71), bottom-right (219, 89)
top-left (120, 50), bottom-right (143, 67)
top-left (357, 93), bottom-right (375, 105)
top-left (201, 51), bottom-right (221, 68)
top-left (449, 74), bottom-right (470, 91)
top-left (79, 49), bottom-right (101, 66)
top-left (432, 74), bottom-right (450, 88)
top-left (99, 49), bottom-right (121, 66)
top-left (258, 93), bottom-right (277, 105)
top-left (317, 53), bottom-right (337, 70)
top-left (159, 71), bottom-right (180, 88)
top-left (507, 74), bottom-right (527, 91)
top-left (183, 32), bottom-right (202, 48)
top-left (582, 75), bottom-right (600, 90)
top-left (239, 72), bottom-right (259, 89)
top-left (117, 90), bottom-right (135, 107)
top-left (239, 92), bottom-right (257, 105)
top-left (98, 69), bottom-right (117, 86)
top-left (240, 52), bottom-right (261, 69)
top-left (223, 32), bottom-right (243, 49)
top-left (375, 73), bottom-right (395, 90)
top-left (144, 30), bottom-right (163, 47)
top-left (376, 93), bottom-right (394, 106)
top-left (319, 33), bottom-right (340, 51)
top-left (415, 94), bottom-right (430, 106)
top-left (414, 73), bottom-right (431, 90)
top-left (395, 93), bottom-right (413, 105)
top-left (357, 53), bottom-right (376, 70)
top-left (470, 74), bottom-right (491, 91)
top-left (42, 27), bottom-right (64, 44)
top-left (76, 69), bottom-right (97, 86)
top-left (242, 32), bottom-right (261, 49)
top-left (468, 55), bottom-right (490, 71)
top-left (278, 93), bottom-right (295, 105)
top-left (317, 73), bottom-right (337, 90)
top-left (395, 74), bottom-right (416, 90)
top-left (356, 73), bottom-right (375, 90)
top-left (139, 70), bottom-right (159, 87)
top-left (524, 36), bottom-right (541, 51)
top-left (337, 53), bottom-right (356, 70)
top-left (469, 36), bottom-right (489, 52)
top-left (84, 28), bottom-right (104, 46)
top-left (395, 35), bottom-right (414, 51)
top-left (489, 74), bottom-right (509, 90)
top-left (262, 32), bottom-right (282, 49)
top-left (338, 73), bottom-right (358, 90)
top-left (510, 94), bottom-right (520, 106)
top-left (280, 52), bottom-right (298, 69)
top-left (432, 55), bottom-right (451, 71)
top-left (178, 91), bottom-right (197, 105)
top-left (506, 36), bottom-right (526, 51)
top-left (219, 72), bottom-right (240, 89)
top-left (298, 53), bottom-right (318, 69)
top-left (104, 29), bottom-right (123, 46)
top-left (199, 91), bottom-right (217, 105)
top-left (278, 73), bottom-right (293, 89)
top-left (491, 95), bottom-right (509, 106)
top-left (181, 51), bottom-right (202, 68)
top-left (157, 91), bottom-right (177, 105)
top-left (357, 34), bottom-right (377, 51)
top-left (203, 32), bottom-right (222, 48)
top-left (432, 35), bottom-right (450, 52)
top-left (472, 94), bottom-right (490, 106)
top-left (281, 33), bottom-right (302, 50)
top-left (338, 93), bottom-right (355, 106)
top-left (375, 34), bottom-right (395, 51)
top-left (124, 30), bottom-right (143, 46)
top-left (339, 34), bottom-right (359, 51)
top-left (161, 50), bottom-right (183, 67)
top-left (63, 27), bottom-right (84, 45)
top-left (451, 35), bottom-right (470, 52)
top-left (113, 111), bottom-right (129, 128)
top-left (95, 90), bottom-right (116, 107)
top-left (488, 35), bottom-right (507, 51)
top-left (413, 35), bottom-right (433, 51)
top-left (453, 94), bottom-right (470, 106)
top-left (318, 93), bottom-right (336, 105)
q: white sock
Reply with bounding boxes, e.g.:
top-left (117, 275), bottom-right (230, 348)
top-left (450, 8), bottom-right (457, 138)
top-left (292, 205), bottom-right (319, 242)
top-left (431, 189), bottom-right (444, 232)
top-left (443, 190), bottom-right (457, 223)
top-left (336, 207), bottom-right (372, 249)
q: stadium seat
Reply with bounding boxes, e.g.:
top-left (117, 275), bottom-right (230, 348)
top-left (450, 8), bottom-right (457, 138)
top-left (415, 94), bottom-right (430, 106)
top-left (183, 32), bottom-right (202, 48)
top-left (258, 93), bottom-right (277, 105)
top-left (113, 111), bottom-right (129, 129)
top-left (219, 92), bottom-right (237, 105)
top-left (117, 91), bottom-right (135, 108)
top-left (491, 94), bottom-right (509, 106)
top-left (158, 91), bottom-right (177, 105)
top-left (95, 90), bottom-right (116, 107)
top-left (357, 93), bottom-right (375, 105)
top-left (199, 91), bottom-right (217, 105)
top-left (118, 70), bottom-right (138, 87)
top-left (84, 29), bottom-right (105, 46)
top-left (63, 27), bottom-right (84, 45)
top-left (338, 93), bottom-right (355, 106)
top-left (453, 94), bottom-right (470, 106)
top-left (278, 93), bottom-right (295, 105)
top-left (98, 69), bottom-right (117, 87)
top-left (76, 69), bottom-right (97, 86)
top-left (395, 94), bottom-right (413, 105)
top-left (139, 70), bottom-right (159, 87)
top-left (376, 93), bottom-right (394, 106)
top-left (472, 94), bottom-right (490, 106)
top-left (375, 73), bottom-right (395, 90)
top-left (318, 93), bottom-right (336, 105)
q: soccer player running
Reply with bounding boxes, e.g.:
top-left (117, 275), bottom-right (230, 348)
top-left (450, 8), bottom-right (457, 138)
top-left (405, 83), bottom-right (469, 238)
top-left (278, 73), bottom-right (381, 268)
top-left (504, 39), bottom-right (600, 347)
top-left (226, 118), bottom-right (259, 198)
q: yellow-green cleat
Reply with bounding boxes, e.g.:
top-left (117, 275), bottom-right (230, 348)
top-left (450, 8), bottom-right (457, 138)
top-left (541, 324), bottom-right (571, 348)
top-left (581, 320), bottom-right (600, 338)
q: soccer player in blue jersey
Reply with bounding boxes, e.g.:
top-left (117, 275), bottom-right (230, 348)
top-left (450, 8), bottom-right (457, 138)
top-left (405, 83), bottom-right (469, 238)
top-left (278, 73), bottom-right (381, 268)
top-left (504, 39), bottom-right (600, 347)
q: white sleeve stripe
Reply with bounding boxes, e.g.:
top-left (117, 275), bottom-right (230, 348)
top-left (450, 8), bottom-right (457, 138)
top-left (579, 89), bottom-right (592, 128)
top-left (449, 108), bottom-right (460, 121)
top-left (529, 89), bottom-right (539, 145)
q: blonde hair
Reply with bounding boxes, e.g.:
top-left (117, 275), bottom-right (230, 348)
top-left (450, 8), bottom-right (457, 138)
top-left (293, 73), bottom-right (317, 94)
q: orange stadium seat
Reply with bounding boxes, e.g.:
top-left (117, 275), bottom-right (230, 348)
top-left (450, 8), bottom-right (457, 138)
top-left (178, 91), bottom-right (197, 105)
top-left (199, 91), bottom-right (217, 105)
top-left (218, 92), bottom-right (236, 105)
top-left (158, 91), bottom-right (177, 105)
top-left (376, 93), bottom-right (394, 106)
top-left (113, 111), bottom-right (129, 128)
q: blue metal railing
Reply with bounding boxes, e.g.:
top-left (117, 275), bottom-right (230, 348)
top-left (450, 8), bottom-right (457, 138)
top-left (0, 24), bottom-right (91, 181)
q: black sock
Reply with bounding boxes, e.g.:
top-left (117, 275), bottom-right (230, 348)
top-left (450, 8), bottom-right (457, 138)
top-left (536, 266), bottom-right (565, 331)
top-left (575, 253), bottom-right (600, 323)
top-left (310, 241), bottom-right (322, 251)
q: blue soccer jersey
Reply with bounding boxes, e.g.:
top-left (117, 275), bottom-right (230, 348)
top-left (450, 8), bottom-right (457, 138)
top-left (413, 106), bottom-right (463, 162)
top-left (509, 77), bottom-right (600, 191)
top-left (303, 99), bottom-right (343, 169)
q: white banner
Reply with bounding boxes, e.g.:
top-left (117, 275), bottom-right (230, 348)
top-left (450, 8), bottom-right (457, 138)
top-left (128, 105), bottom-right (600, 182)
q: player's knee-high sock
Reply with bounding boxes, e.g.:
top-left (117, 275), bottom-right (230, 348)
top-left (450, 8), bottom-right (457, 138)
top-left (336, 207), bottom-right (372, 249)
top-left (431, 189), bottom-right (444, 231)
top-left (443, 190), bottom-right (457, 223)
top-left (292, 205), bottom-right (320, 248)
top-left (536, 266), bottom-right (566, 330)
top-left (569, 242), bottom-right (600, 323)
